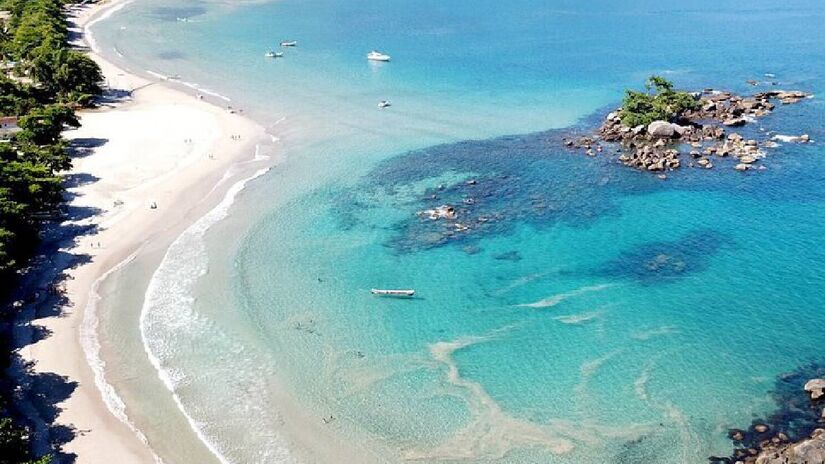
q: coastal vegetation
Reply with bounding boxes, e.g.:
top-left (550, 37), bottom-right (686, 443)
top-left (0, 0), bottom-right (102, 461)
top-left (619, 75), bottom-right (698, 127)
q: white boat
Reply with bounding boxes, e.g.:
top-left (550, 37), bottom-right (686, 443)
top-left (367, 50), bottom-right (391, 62)
top-left (370, 289), bottom-right (415, 297)
top-left (378, 100), bottom-right (391, 109)
top-left (265, 51), bottom-right (284, 58)
top-left (280, 40), bottom-right (297, 47)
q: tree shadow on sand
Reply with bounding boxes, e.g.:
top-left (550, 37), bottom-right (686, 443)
top-left (0, 136), bottom-right (111, 463)
top-left (67, 138), bottom-right (108, 160)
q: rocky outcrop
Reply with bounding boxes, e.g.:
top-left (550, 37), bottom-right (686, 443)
top-left (420, 204), bottom-right (457, 220)
top-left (804, 379), bottom-right (825, 400)
top-left (772, 134), bottom-right (811, 144)
top-left (570, 87), bottom-right (813, 173)
top-left (753, 428), bottom-right (825, 464)
top-left (717, 374), bottom-right (825, 464)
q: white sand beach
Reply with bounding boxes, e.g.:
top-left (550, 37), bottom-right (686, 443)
top-left (13, 1), bottom-right (271, 462)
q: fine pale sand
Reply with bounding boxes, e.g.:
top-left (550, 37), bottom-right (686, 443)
top-left (13, 1), bottom-right (270, 462)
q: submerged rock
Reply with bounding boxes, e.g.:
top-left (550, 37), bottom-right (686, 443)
top-left (493, 250), bottom-right (522, 262)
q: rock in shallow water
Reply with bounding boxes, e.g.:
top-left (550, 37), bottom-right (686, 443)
top-left (647, 120), bottom-right (681, 138)
top-left (753, 428), bottom-right (825, 464)
top-left (804, 378), bottom-right (825, 400)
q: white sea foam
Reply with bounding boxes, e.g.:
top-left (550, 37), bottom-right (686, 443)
top-left (83, 0), bottom-right (135, 55)
top-left (573, 349), bottom-right (624, 419)
top-left (492, 271), bottom-right (548, 296)
top-left (408, 329), bottom-right (647, 461)
top-left (80, 252), bottom-right (165, 464)
top-left (178, 79), bottom-right (232, 102)
top-left (146, 70), bottom-right (167, 80)
top-left (553, 310), bottom-right (603, 325)
top-left (140, 166), bottom-right (292, 464)
top-left (631, 325), bottom-right (680, 341)
top-left (517, 283), bottom-right (614, 308)
top-left (142, 71), bottom-right (232, 102)
top-left (633, 359), bottom-right (698, 460)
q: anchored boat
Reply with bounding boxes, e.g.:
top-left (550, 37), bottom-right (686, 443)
top-left (265, 51), bottom-right (284, 58)
top-left (370, 289), bottom-right (415, 297)
top-left (280, 40), bottom-right (297, 47)
top-left (367, 50), bottom-right (391, 62)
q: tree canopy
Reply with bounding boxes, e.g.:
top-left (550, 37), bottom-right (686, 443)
top-left (620, 76), bottom-right (699, 127)
top-left (0, 0), bottom-right (103, 461)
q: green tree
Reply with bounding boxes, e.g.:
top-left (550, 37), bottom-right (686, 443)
top-left (620, 76), bottom-right (699, 127)
top-left (0, 417), bottom-right (51, 464)
top-left (0, 76), bottom-right (37, 116)
top-left (16, 104), bottom-right (79, 145)
top-left (53, 51), bottom-right (103, 103)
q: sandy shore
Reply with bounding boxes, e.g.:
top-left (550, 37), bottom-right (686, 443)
top-left (12, 1), bottom-right (272, 462)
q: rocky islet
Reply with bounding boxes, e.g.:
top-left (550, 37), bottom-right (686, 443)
top-left (566, 88), bottom-right (813, 173)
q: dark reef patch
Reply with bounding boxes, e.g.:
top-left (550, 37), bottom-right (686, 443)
top-left (597, 229), bottom-right (730, 284)
top-left (331, 98), bottom-right (822, 255)
top-left (349, 118), bottom-right (664, 254)
top-left (494, 250), bottom-right (522, 262)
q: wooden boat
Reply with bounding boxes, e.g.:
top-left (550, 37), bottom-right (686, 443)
top-left (370, 289), bottom-right (415, 297)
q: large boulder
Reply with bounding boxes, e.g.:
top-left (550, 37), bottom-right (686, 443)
top-left (723, 117), bottom-right (747, 127)
top-left (804, 378), bottom-right (825, 400)
top-left (647, 120), bottom-right (681, 138)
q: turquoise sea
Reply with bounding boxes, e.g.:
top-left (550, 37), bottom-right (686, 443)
top-left (91, 1), bottom-right (825, 463)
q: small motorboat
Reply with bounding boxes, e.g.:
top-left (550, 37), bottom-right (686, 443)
top-left (378, 100), bottom-right (391, 109)
top-left (265, 51), bottom-right (284, 58)
top-left (280, 40), bottom-right (297, 47)
top-left (367, 50), bottom-right (391, 62)
top-left (371, 289), bottom-right (415, 297)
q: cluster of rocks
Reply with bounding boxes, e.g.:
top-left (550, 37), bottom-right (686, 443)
top-left (712, 377), bottom-right (825, 464)
top-left (748, 428), bottom-right (825, 464)
top-left (566, 88), bottom-right (813, 174)
top-left (420, 204), bottom-right (458, 220)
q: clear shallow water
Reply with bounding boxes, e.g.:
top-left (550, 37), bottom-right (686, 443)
top-left (91, 0), bottom-right (825, 463)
